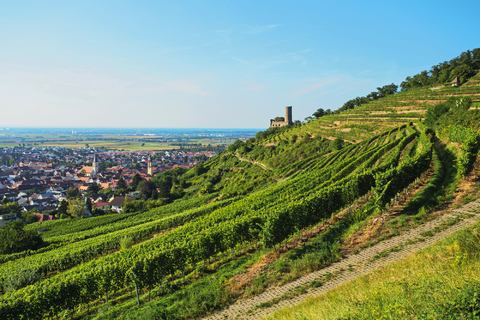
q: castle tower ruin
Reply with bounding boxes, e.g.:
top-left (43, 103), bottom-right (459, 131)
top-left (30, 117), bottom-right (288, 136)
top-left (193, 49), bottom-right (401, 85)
top-left (270, 106), bottom-right (293, 128)
top-left (285, 106), bottom-right (293, 125)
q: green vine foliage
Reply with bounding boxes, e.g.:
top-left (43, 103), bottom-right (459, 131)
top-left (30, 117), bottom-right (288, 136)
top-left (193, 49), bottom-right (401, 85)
top-left (374, 132), bottom-right (433, 211)
top-left (457, 131), bottom-right (480, 178)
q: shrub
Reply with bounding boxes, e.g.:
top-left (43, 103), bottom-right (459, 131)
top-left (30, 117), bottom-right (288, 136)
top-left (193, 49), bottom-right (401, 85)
top-left (120, 236), bottom-right (133, 250)
top-left (0, 220), bottom-right (44, 254)
top-left (4, 267), bottom-right (44, 292)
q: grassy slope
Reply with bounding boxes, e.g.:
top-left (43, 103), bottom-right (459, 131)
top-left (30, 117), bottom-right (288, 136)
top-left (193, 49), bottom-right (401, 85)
top-left (265, 216), bottom-right (480, 320)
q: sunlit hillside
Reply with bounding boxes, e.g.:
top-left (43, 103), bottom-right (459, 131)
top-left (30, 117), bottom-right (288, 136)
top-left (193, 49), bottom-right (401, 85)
top-left (261, 71), bottom-right (480, 144)
top-left (1, 49), bottom-right (480, 320)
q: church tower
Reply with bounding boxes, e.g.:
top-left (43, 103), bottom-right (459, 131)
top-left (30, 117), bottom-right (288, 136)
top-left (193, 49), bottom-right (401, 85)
top-left (147, 155), bottom-right (153, 176)
top-left (92, 155), bottom-right (99, 176)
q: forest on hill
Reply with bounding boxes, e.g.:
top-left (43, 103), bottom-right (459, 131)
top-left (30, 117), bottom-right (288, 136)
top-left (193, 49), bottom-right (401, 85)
top-left (1, 48), bottom-right (480, 320)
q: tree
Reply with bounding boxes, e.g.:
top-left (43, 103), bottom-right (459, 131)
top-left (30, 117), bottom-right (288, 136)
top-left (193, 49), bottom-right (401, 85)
top-left (131, 173), bottom-right (143, 190)
top-left (376, 83), bottom-right (398, 98)
top-left (448, 96), bottom-right (472, 110)
top-left (67, 198), bottom-right (85, 218)
top-left (274, 116), bottom-right (285, 122)
top-left (194, 162), bottom-right (207, 175)
top-left (156, 179), bottom-right (171, 199)
top-left (117, 175), bottom-right (127, 190)
top-left (425, 103), bottom-right (450, 128)
top-left (66, 187), bottom-right (81, 199)
top-left (0, 220), bottom-right (44, 254)
top-left (86, 183), bottom-right (102, 194)
top-left (227, 140), bottom-right (244, 153)
top-left (170, 184), bottom-right (184, 199)
top-left (101, 187), bottom-right (113, 196)
top-left (140, 180), bottom-right (157, 200)
top-left (0, 202), bottom-right (21, 216)
top-left (304, 116), bottom-right (314, 122)
top-left (123, 198), bottom-right (143, 213)
top-left (20, 211), bottom-right (39, 224)
top-left (57, 200), bottom-right (68, 217)
top-left (313, 108), bottom-right (326, 118)
top-left (85, 197), bottom-right (92, 213)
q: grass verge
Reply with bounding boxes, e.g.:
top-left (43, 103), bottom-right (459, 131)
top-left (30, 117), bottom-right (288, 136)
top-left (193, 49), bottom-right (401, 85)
top-left (264, 219), bottom-right (480, 320)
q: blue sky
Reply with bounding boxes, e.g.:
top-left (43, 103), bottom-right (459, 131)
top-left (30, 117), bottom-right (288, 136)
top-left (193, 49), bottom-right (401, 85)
top-left (1, 0), bottom-right (479, 128)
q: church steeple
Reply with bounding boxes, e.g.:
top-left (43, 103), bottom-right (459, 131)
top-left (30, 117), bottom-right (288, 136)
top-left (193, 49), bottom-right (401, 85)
top-left (147, 155), bottom-right (153, 176)
top-left (92, 154), bottom-right (99, 175)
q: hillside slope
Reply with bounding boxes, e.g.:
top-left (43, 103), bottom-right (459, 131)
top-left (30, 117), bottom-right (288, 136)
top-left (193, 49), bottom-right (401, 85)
top-left (259, 71), bottom-right (480, 144)
top-left (0, 52), bottom-right (479, 320)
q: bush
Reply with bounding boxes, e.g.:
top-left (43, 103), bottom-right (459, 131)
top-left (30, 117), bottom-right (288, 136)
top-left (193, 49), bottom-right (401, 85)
top-left (0, 220), bottom-right (44, 254)
top-left (448, 96), bottom-right (472, 110)
top-left (425, 103), bottom-right (450, 128)
top-left (457, 131), bottom-right (480, 178)
top-left (120, 236), bottom-right (133, 250)
top-left (3, 266), bottom-right (44, 292)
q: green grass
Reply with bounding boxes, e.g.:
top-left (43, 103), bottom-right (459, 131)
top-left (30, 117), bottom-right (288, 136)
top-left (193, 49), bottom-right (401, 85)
top-left (264, 220), bottom-right (480, 320)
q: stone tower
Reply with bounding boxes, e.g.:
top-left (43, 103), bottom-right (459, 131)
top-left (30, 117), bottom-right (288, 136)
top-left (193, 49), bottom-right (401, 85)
top-left (92, 154), bottom-right (99, 176)
top-left (270, 106), bottom-right (293, 128)
top-left (147, 155), bottom-right (153, 176)
top-left (285, 106), bottom-right (293, 125)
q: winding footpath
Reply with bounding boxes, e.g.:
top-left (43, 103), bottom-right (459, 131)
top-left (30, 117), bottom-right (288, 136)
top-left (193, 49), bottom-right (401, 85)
top-left (203, 198), bottom-right (480, 320)
top-left (235, 151), bottom-right (268, 170)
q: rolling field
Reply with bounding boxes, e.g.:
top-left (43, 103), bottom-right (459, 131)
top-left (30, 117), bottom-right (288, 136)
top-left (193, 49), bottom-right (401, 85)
top-left (0, 133), bottom-right (235, 150)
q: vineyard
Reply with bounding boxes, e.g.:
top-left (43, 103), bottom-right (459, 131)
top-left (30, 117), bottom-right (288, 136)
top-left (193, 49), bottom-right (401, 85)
top-left (259, 73), bottom-right (480, 145)
top-left (1, 73), bottom-right (480, 319)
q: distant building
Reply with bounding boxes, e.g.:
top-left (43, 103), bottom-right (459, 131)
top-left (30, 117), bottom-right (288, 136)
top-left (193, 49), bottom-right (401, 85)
top-left (109, 196), bottom-right (135, 213)
top-left (0, 209), bottom-right (18, 227)
top-left (147, 155), bottom-right (153, 176)
top-left (270, 106), bottom-right (293, 128)
top-left (92, 155), bottom-right (99, 175)
top-left (34, 213), bottom-right (57, 222)
top-left (451, 77), bottom-right (459, 87)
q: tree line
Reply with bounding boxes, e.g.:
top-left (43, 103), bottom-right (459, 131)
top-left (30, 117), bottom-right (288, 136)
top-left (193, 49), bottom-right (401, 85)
top-left (310, 48), bottom-right (480, 120)
top-left (400, 48), bottom-right (480, 91)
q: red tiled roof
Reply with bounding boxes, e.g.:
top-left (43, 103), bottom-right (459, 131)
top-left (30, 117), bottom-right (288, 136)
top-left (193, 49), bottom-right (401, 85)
top-left (35, 213), bottom-right (57, 222)
top-left (94, 202), bottom-right (110, 207)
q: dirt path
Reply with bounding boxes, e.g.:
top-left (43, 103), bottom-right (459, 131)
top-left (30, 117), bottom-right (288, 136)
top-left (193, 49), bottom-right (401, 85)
top-left (235, 152), bottom-right (268, 170)
top-left (203, 199), bottom-right (480, 320)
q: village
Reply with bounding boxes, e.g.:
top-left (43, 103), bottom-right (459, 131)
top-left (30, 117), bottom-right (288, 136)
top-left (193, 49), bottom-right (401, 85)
top-left (0, 146), bottom-right (216, 225)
